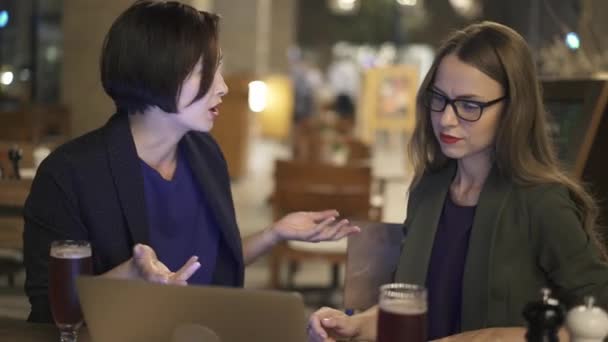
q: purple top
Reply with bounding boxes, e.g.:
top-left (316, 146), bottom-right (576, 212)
top-left (425, 194), bottom-right (477, 340)
top-left (141, 146), bottom-right (220, 285)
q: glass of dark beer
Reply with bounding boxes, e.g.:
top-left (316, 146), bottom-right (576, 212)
top-left (49, 240), bottom-right (93, 342)
top-left (376, 283), bottom-right (427, 342)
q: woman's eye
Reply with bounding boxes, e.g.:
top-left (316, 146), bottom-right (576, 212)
top-left (432, 94), bottom-right (445, 103)
top-left (461, 102), bottom-right (480, 112)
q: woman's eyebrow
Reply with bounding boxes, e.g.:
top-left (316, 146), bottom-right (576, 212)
top-left (430, 85), bottom-right (446, 95)
top-left (430, 85), bottom-right (483, 100)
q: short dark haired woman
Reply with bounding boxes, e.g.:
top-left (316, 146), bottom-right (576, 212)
top-left (24, 0), bottom-right (359, 324)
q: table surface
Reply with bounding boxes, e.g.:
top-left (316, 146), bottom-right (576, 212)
top-left (0, 317), bottom-right (91, 342)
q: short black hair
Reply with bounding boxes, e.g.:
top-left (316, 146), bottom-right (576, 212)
top-left (100, 0), bottom-right (220, 114)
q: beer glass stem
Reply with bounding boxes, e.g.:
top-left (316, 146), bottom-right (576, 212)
top-left (59, 326), bottom-right (79, 342)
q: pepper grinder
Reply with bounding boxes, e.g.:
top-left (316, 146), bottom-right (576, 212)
top-left (566, 296), bottom-right (608, 342)
top-left (8, 145), bottom-right (22, 180)
top-left (523, 288), bottom-right (565, 342)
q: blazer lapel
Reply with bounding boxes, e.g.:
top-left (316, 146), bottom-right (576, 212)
top-left (394, 165), bottom-right (454, 286)
top-left (460, 165), bottom-right (512, 330)
top-left (103, 113), bottom-right (150, 245)
top-left (181, 135), bottom-right (243, 267)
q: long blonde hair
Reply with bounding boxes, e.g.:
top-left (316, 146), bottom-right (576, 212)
top-left (408, 21), bottom-right (605, 257)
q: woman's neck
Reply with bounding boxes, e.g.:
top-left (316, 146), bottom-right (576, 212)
top-left (451, 150), bottom-right (493, 206)
top-left (129, 110), bottom-right (186, 179)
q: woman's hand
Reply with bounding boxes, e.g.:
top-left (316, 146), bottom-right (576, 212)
top-left (102, 244), bottom-right (201, 285)
top-left (242, 210), bottom-right (360, 265)
top-left (270, 210), bottom-right (361, 243)
top-left (131, 244), bottom-right (201, 285)
top-left (308, 307), bottom-right (361, 342)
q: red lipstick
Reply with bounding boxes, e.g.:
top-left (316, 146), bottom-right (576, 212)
top-left (439, 133), bottom-right (462, 144)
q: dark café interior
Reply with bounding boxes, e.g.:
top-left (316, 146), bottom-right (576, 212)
top-left (0, 0), bottom-right (608, 341)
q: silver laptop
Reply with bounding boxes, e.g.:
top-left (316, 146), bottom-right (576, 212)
top-left (77, 276), bottom-right (307, 342)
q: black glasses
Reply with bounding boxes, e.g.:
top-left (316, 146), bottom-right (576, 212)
top-left (422, 89), bottom-right (507, 122)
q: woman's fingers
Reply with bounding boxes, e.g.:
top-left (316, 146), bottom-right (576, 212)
top-left (308, 219), bottom-right (346, 242)
top-left (299, 216), bottom-right (336, 240)
top-left (308, 219), bottom-right (360, 242)
top-left (155, 260), bottom-right (172, 274)
top-left (137, 261), bottom-right (169, 283)
top-left (133, 244), bottom-right (156, 261)
top-left (309, 210), bottom-right (340, 223)
top-left (132, 244), bottom-right (199, 285)
top-left (322, 315), bottom-right (358, 340)
top-left (132, 244), bottom-right (166, 282)
top-left (321, 219), bottom-right (353, 241)
top-left (308, 309), bottom-right (330, 340)
top-left (308, 307), bottom-right (357, 342)
top-left (172, 256), bottom-right (201, 282)
top-left (325, 223), bottom-right (361, 241)
top-left (145, 262), bottom-right (172, 283)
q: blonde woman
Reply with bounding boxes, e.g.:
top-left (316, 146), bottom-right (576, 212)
top-left (308, 21), bottom-right (608, 341)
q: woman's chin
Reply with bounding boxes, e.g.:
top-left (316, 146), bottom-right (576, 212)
top-left (440, 146), bottom-right (464, 160)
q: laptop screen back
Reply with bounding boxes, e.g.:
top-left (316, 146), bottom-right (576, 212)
top-left (76, 276), bottom-right (307, 342)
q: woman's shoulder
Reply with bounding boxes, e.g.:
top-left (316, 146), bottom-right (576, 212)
top-left (37, 127), bottom-right (107, 177)
top-left (512, 182), bottom-right (575, 217)
top-left (514, 182), bottom-right (570, 202)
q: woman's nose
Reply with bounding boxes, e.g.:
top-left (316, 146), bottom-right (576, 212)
top-left (439, 103), bottom-right (459, 126)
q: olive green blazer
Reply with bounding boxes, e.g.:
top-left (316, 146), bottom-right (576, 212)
top-left (394, 163), bottom-right (608, 331)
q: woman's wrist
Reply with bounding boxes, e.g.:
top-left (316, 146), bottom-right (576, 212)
top-left (354, 307), bottom-right (378, 341)
top-left (264, 225), bottom-right (282, 245)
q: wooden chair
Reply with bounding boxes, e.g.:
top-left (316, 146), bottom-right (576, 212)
top-left (292, 114), bottom-right (371, 166)
top-left (344, 220), bottom-right (404, 312)
top-left (269, 160), bottom-right (381, 296)
top-left (344, 138), bottom-right (372, 164)
top-left (291, 119), bottom-right (322, 163)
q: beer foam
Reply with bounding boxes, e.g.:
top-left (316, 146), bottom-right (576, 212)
top-left (50, 246), bottom-right (92, 259)
top-left (380, 299), bottom-right (427, 315)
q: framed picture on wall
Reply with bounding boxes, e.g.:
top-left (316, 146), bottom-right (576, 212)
top-left (377, 73), bottom-right (413, 119)
top-left (357, 65), bottom-right (419, 143)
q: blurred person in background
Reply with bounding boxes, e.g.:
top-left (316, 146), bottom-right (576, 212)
top-left (289, 47), bottom-right (324, 125)
top-left (327, 42), bottom-right (360, 124)
top-left (289, 46), bottom-right (326, 161)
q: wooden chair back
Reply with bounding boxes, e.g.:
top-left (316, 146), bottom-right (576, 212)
top-left (344, 220), bottom-right (404, 311)
top-left (273, 160), bottom-right (373, 220)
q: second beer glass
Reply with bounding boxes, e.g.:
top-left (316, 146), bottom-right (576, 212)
top-left (49, 240), bottom-right (93, 342)
top-left (377, 283), bottom-right (427, 342)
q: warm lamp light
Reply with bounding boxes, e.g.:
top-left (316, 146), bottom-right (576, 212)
top-left (1, 71), bottom-right (14, 85)
top-left (248, 80), bottom-right (268, 112)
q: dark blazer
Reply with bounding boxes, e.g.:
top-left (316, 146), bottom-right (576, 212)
top-left (23, 113), bottom-right (245, 323)
top-left (395, 162), bottom-right (608, 331)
